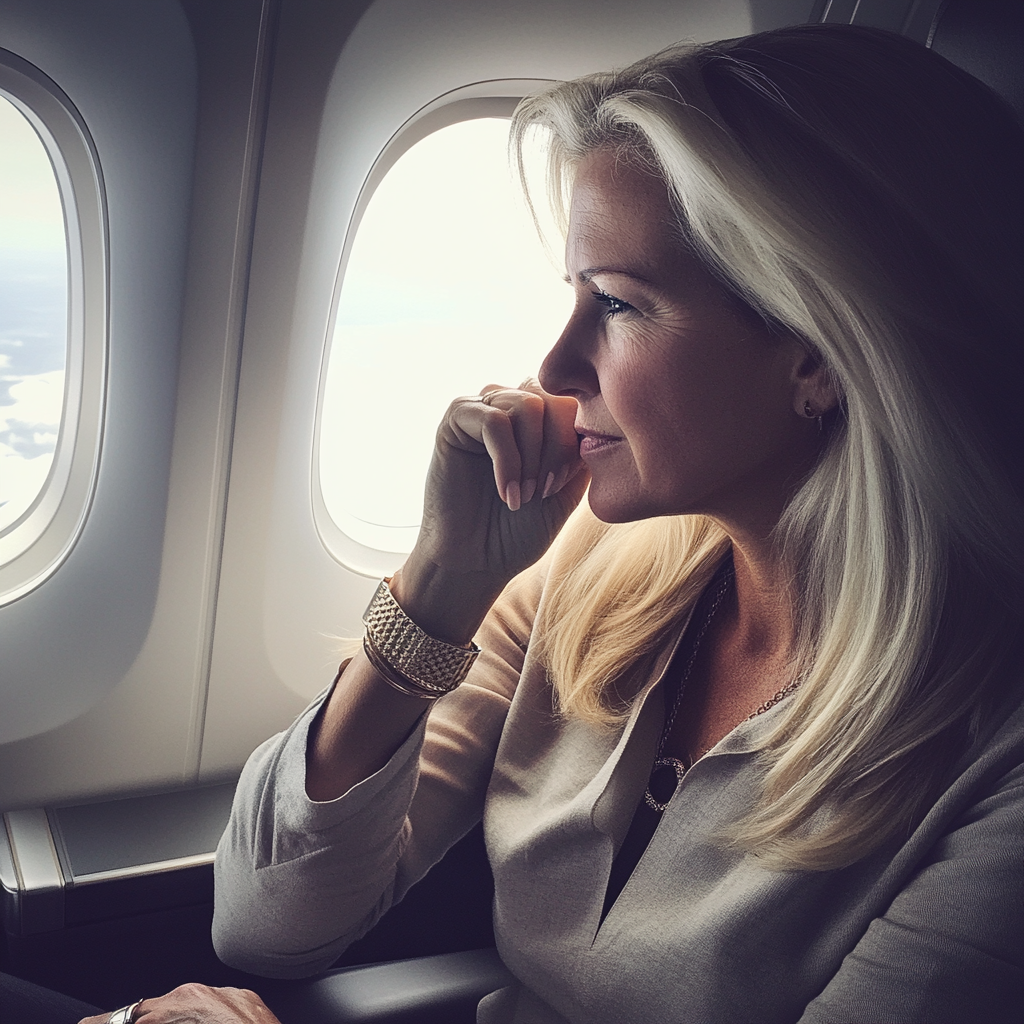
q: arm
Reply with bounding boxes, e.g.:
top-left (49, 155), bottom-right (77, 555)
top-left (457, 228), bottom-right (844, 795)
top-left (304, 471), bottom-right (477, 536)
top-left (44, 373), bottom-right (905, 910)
top-left (212, 562), bottom-right (544, 977)
top-left (214, 383), bottom-right (581, 978)
top-left (799, 761), bottom-right (1024, 1023)
top-left (306, 381), bottom-right (586, 804)
top-left (213, 576), bottom-right (531, 979)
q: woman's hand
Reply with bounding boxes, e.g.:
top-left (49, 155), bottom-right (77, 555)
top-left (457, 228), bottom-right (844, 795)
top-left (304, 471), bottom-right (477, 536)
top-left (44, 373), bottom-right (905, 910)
top-left (424, 381), bottom-right (586, 573)
top-left (391, 380), bottom-right (585, 618)
top-left (78, 984), bottom-right (280, 1023)
top-left (394, 380), bottom-right (588, 640)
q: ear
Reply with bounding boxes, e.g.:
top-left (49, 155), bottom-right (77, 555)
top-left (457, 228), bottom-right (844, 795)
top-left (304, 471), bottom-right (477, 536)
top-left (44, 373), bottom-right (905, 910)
top-left (787, 343), bottom-right (840, 421)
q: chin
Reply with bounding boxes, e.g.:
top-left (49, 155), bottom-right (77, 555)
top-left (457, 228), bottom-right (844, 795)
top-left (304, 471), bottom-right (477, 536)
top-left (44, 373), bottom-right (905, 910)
top-left (586, 484), bottom-right (661, 525)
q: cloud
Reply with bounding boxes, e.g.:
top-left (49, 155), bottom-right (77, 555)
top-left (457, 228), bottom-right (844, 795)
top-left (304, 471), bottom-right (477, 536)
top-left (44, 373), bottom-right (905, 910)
top-left (0, 369), bottom-right (63, 527)
top-left (0, 443), bottom-right (54, 530)
top-left (0, 369), bottom-right (64, 416)
top-left (0, 419), bottom-right (57, 458)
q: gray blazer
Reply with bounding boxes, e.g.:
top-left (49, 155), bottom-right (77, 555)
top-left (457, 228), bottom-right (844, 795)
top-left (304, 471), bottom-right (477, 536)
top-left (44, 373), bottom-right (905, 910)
top-left (213, 555), bottom-right (1024, 1023)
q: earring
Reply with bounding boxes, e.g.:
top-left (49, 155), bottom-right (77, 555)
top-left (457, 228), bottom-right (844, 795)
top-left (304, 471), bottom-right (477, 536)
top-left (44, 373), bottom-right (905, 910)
top-left (804, 400), bottom-right (823, 433)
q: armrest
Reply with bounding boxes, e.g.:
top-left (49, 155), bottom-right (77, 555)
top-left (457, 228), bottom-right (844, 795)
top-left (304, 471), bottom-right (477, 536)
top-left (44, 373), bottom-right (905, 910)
top-left (264, 948), bottom-right (514, 1024)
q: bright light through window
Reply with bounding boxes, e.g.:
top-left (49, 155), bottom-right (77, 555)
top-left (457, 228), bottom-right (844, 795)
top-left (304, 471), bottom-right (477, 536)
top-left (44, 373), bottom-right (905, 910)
top-left (0, 92), bottom-right (68, 534)
top-left (319, 117), bottom-right (572, 556)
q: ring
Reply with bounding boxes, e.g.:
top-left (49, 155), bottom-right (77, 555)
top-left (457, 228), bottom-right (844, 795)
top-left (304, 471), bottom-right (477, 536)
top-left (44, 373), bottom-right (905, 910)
top-left (108, 1000), bottom-right (144, 1024)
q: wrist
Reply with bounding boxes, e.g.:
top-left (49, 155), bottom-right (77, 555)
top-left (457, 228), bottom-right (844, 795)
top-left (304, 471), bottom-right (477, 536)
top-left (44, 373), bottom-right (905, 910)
top-left (362, 577), bottom-right (481, 698)
top-left (390, 558), bottom-right (506, 645)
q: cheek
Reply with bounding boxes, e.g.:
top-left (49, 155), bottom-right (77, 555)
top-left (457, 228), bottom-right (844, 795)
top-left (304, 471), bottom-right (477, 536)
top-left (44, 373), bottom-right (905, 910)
top-left (601, 324), bottom-right (678, 397)
top-left (600, 348), bottom-right (662, 426)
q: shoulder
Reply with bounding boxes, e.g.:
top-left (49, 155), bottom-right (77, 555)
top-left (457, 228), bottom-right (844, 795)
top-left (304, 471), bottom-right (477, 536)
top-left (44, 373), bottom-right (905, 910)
top-left (956, 692), bottom-right (1024, 815)
top-left (913, 694), bottom-right (1024, 869)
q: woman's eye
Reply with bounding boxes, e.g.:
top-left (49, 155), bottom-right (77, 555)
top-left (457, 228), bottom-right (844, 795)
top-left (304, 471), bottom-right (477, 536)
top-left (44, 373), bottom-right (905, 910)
top-left (592, 289), bottom-right (635, 317)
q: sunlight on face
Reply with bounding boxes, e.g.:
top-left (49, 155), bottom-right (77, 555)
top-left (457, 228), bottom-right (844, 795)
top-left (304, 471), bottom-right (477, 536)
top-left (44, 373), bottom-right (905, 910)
top-left (319, 117), bottom-right (571, 552)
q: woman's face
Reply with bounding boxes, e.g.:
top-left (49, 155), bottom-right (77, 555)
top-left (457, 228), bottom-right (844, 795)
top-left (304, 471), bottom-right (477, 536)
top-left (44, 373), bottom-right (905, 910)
top-left (539, 148), bottom-right (825, 533)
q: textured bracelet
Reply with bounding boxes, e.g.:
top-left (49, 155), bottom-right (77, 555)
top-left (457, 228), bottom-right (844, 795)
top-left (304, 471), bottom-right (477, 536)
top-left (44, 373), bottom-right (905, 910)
top-left (362, 578), bottom-right (480, 696)
top-left (363, 635), bottom-right (447, 700)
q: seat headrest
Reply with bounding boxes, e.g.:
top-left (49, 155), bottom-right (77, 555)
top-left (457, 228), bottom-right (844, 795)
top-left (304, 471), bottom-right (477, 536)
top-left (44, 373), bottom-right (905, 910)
top-left (929, 0), bottom-right (1024, 124)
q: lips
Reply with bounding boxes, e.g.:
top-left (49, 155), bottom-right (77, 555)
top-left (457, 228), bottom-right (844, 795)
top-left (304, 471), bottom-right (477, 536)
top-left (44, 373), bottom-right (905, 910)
top-left (576, 428), bottom-right (623, 456)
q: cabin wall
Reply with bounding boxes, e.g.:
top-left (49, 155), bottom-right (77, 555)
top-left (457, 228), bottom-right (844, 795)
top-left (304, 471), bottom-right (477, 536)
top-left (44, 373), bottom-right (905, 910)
top-left (0, 0), bottom-right (198, 805)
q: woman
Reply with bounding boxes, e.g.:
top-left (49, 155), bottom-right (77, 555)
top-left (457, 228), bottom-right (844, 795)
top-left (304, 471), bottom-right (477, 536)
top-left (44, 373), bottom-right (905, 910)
top-left (206, 23), bottom-right (1024, 1024)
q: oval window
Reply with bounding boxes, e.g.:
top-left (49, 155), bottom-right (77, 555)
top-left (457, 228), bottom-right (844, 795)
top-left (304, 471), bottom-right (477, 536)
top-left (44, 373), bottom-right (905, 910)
top-left (0, 90), bottom-right (68, 533)
top-left (0, 51), bottom-right (106, 605)
top-left (317, 116), bottom-right (570, 573)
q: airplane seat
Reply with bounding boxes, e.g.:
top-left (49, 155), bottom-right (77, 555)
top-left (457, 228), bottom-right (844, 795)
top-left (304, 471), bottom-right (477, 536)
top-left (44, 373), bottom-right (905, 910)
top-left (259, 949), bottom-right (514, 1024)
top-left (928, 0), bottom-right (1024, 124)
top-left (1, 798), bottom-right (496, 1013)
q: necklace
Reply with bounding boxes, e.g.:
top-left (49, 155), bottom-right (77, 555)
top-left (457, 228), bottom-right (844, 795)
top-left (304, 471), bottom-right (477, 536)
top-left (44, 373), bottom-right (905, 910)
top-left (642, 569), bottom-right (805, 813)
top-left (643, 567), bottom-right (731, 813)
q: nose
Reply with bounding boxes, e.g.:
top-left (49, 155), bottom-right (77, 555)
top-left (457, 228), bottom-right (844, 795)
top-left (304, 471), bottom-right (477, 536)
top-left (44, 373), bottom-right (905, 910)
top-left (538, 302), bottom-right (599, 399)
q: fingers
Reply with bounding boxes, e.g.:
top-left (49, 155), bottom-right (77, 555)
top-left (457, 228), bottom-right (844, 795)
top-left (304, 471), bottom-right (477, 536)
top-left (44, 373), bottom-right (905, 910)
top-left (513, 378), bottom-right (586, 502)
top-left (482, 386), bottom-right (545, 507)
top-left (540, 392), bottom-right (585, 500)
top-left (449, 383), bottom-right (580, 511)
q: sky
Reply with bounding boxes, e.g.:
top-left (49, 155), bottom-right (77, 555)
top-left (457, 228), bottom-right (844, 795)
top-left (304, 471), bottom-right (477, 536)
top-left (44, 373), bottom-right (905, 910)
top-left (0, 92), bottom-right (68, 533)
top-left (319, 117), bottom-right (573, 552)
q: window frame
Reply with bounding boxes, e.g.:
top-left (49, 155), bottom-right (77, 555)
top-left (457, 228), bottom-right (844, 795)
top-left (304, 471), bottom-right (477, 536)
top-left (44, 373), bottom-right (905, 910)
top-left (311, 80), bottom-right (551, 578)
top-left (0, 49), bottom-right (107, 604)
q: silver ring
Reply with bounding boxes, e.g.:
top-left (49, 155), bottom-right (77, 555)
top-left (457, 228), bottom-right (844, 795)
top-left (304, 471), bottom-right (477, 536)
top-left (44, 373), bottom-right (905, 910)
top-left (108, 1000), bottom-right (143, 1024)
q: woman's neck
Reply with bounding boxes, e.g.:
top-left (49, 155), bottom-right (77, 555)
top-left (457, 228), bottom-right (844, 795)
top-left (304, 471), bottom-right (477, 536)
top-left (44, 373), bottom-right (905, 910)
top-left (721, 542), bottom-right (799, 669)
top-left (662, 535), bottom-right (801, 766)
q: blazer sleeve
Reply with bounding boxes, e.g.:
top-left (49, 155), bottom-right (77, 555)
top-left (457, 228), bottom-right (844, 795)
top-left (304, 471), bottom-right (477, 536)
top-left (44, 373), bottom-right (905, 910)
top-left (797, 760), bottom-right (1024, 1024)
top-left (212, 562), bottom-right (545, 979)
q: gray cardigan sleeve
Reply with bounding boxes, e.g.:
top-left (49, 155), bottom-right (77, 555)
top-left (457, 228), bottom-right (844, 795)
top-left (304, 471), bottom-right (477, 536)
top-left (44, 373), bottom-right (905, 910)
top-left (211, 564), bottom-right (542, 979)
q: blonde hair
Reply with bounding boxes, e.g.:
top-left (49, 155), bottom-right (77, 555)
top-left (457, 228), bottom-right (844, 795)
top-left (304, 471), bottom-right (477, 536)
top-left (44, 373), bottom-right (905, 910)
top-left (512, 25), bottom-right (1024, 869)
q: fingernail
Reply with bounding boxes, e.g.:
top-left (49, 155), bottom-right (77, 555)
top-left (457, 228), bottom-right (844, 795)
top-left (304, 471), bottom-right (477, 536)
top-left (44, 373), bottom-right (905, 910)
top-left (522, 478), bottom-right (537, 504)
top-left (506, 480), bottom-right (521, 511)
top-left (542, 471), bottom-right (556, 499)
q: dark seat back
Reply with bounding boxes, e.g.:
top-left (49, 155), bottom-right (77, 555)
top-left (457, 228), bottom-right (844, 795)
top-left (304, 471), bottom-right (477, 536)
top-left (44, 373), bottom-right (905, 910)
top-left (930, 0), bottom-right (1024, 123)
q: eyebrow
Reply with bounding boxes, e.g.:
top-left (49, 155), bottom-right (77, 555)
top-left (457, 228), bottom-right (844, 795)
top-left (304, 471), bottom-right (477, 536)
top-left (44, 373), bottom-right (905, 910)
top-left (563, 266), bottom-right (656, 286)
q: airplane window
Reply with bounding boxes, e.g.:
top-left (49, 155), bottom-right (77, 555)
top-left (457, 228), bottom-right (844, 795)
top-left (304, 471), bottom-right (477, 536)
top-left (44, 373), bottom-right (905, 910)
top-left (318, 116), bottom-right (571, 566)
top-left (0, 90), bottom-right (68, 534)
top-left (0, 54), bottom-right (104, 605)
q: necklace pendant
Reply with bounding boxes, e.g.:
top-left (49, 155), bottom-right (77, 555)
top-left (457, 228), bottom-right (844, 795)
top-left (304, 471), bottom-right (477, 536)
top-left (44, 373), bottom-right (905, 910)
top-left (644, 756), bottom-right (689, 812)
